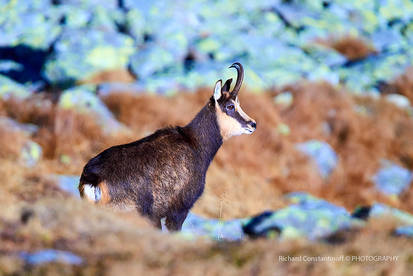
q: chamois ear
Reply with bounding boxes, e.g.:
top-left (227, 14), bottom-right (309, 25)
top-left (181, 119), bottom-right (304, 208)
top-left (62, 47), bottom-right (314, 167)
top-left (213, 80), bottom-right (223, 101)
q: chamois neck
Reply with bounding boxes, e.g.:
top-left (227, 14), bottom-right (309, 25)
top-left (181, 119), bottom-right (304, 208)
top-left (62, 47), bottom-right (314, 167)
top-left (185, 101), bottom-right (223, 168)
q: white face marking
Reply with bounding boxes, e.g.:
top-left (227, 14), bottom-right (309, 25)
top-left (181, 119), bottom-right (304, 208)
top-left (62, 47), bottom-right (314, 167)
top-left (215, 98), bottom-right (256, 140)
top-left (234, 98), bottom-right (255, 131)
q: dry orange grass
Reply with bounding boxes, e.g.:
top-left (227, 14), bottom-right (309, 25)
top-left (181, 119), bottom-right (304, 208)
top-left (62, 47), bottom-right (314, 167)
top-left (318, 35), bottom-right (377, 61)
top-left (79, 68), bottom-right (136, 85)
top-left (2, 81), bottom-right (413, 275)
top-left (102, 83), bottom-right (413, 216)
top-left (1, 198), bottom-right (412, 276)
top-left (2, 81), bottom-right (413, 218)
top-left (380, 67), bottom-right (413, 105)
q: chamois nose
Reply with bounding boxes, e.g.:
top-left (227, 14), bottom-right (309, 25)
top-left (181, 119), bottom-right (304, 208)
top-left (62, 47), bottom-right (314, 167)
top-left (250, 121), bottom-right (257, 129)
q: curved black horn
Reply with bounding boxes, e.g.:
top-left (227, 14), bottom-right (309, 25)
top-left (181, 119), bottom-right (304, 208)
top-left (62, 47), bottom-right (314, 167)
top-left (229, 62), bottom-right (244, 97)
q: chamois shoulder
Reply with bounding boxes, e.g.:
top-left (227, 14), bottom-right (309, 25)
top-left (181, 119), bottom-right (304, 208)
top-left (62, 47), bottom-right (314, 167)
top-left (110, 126), bottom-right (194, 151)
top-left (80, 126), bottom-right (193, 184)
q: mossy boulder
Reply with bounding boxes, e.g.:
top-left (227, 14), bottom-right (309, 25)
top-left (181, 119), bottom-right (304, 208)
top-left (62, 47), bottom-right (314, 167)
top-left (44, 29), bottom-right (134, 86)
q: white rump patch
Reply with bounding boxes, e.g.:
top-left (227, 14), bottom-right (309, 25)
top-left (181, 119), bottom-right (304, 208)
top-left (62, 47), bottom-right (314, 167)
top-left (83, 184), bottom-right (101, 202)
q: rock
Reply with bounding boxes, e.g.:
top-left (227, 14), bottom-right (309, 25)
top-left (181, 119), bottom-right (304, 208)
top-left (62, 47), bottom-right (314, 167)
top-left (367, 203), bottom-right (413, 225)
top-left (0, 116), bottom-right (42, 166)
top-left (0, 3), bottom-right (61, 49)
top-left (341, 52), bottom-right (411, 93)
top-left (58, 85), bottom-right (128, 135)
top-left (373, 161), bottom-right (412, 196)
top-left (276, 123), bottom-right (290, 136)
top-left (296, 140), bottom-right (338, 178)
top-left (0, 75), bottom-right (31, 99)
top-left (50, 175), bottom-right (80, 198)
top-left (274, 92), bottom-right (293, 107)
top-left (129, 44), bottom-right (175, 80)
top-left (0, 116), bottom-right (38, 136)
top-left (97, 82), bottom-right (145, 97)
top-left (181, 213), bottom-right (245, 242)
top-left (19, 249), bottom-right (83, 266)
top-left (20, 140), bottom-right (42, 167)
top-left (242, 192), bottom-right (358, 240)
top-left (394, 225), bottom-right (413, 237)
top-left (0, 60), bottom-right (24, 73)
top-left (44, 29), bottom-right (134, 86)
top-left (2, 0), bottom-right (413, 93)
top-left (384, 94), bottom-right (411, 109)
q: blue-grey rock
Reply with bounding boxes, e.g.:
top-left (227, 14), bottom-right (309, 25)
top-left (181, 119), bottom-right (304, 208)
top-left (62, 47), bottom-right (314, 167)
top-left (373, 161), bottom-right (412, 196)
top-left (181, 213), bottom-right (245, 242)
top-left (296, 140), bottom-right (338, 178)
top-left (0, 116), bottom-right (38, 136)
top-left (274, 92), bottom-right (293, 107)
top-left (20, 140), bottom-right (42, 167)
top-left (394, 225), bottom-right (413, 237)
top-left (384, 94), bottom-right (411, 108)
top-left (369, 203), bottom-right (413, 225)
top-left (0, 75), bottom-right (31, 99)
top-left (370, 28), bottom-right (405, 53)
top-left (242, 192), bottom-right (358, 240)
top-left (51, 175), bottom-right (80, 198)
top-left (0, 116), bottom-right (41, 166)
top-left (0, 0), bottom-right (61, 49)
top-left (19, 249), bottom-right (83, 266)
top-left (58, 85), bottom-right (128, 135)
top-left (2, 0), bottom-right (413, 94)
top-left (129, 44), bottom-right (175, 80)
top-left (44, 29), bottom-right (134, 85)
top-left (97, 82), bottom-right (146, 97)
top-left (0, 61), bottom-right (24, 73)
top-left (340, 52), bottom-right (411, 93)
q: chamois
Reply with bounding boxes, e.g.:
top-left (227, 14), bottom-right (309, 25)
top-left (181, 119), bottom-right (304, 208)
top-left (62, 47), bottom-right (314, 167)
top-left (79, 62), bottom-right (256, 231)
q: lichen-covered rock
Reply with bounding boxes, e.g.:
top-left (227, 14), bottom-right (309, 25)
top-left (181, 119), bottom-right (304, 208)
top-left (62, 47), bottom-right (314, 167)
top-left (97, 82), bottom-right (145, 97)
top-left (129, 44), bottom-right (175, 80)
top-left (0, 116), bottom-right (38, 135)
top-left (58, 85), bottom-right (128, 135)
top-left (181, 213), bottom-right (245, 242)
top-left (0, 1), bottom-right (61, 49)
top-left (296, 140), bottom-right (338, 178)
top-left (359, 203), bottom-right (413, 225)
top-left (0, 75), bottom-right (31, 99)
top-left (384, 94), bottom-right (411, 108)
top-left (19, 249), bottom-right (83, 266)
top-left (242, 192), bottom-right (358, 240)
top-left (0, 60), bottom-right (24, 73)
top-left (394, 225), bottom-right (413, 237)
top-left (20, 140), bottom-right (42, 167)
top-left (50, 175), bottom-right (80, 198)
top-left (373, 161), bottom-right (412, 196)
top-left (274, 92), bottom-right (293, 107)
top-left (44, 29), bottom-right (134, 85)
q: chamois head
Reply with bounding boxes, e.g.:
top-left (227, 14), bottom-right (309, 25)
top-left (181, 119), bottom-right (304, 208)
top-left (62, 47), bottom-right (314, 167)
top-left (212, 62), bottom-right (257, 140)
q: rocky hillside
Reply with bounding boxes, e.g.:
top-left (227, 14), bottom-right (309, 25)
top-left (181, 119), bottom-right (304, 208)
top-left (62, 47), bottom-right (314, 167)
top-left (2, 0), bottom-right (413, 275)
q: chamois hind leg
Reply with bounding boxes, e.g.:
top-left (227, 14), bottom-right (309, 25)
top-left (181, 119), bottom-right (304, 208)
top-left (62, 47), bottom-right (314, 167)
top-left (151, 217), bottom-right (162, 229)
top-left (165, 210), bottom-right (189, 231)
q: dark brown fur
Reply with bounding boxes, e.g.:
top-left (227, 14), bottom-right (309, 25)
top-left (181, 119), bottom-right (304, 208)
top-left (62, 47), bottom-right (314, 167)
top-left (79, 99), bottom-right (224, 230)
top-left (79, 63), bottom-right (256, 230)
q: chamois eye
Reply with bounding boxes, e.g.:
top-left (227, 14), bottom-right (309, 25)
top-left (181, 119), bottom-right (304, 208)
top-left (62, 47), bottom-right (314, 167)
top-left (227, 104), bottom-right (235, 111)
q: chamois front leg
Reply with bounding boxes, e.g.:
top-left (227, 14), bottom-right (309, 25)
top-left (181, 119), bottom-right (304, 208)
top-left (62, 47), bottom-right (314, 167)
top-left (165, 210), bottom-right (189, 231)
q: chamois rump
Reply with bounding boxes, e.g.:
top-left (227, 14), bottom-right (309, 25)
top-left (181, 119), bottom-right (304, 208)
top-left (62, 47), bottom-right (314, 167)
top-left (79, 62), bottom-right (256, 231)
